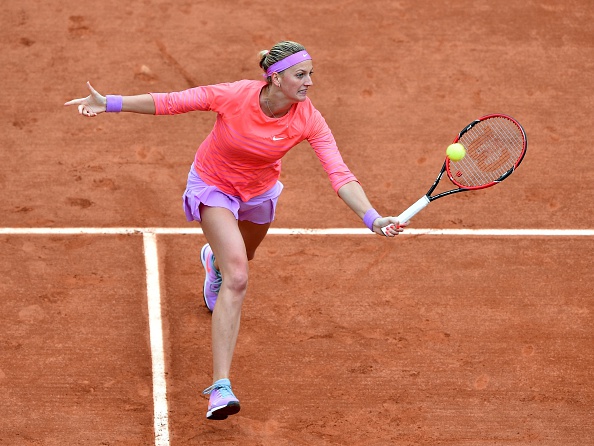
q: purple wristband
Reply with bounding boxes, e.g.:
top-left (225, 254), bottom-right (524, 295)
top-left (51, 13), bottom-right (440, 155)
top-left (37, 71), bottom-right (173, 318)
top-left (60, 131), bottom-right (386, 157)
top-left (105, 95), bottom-right (123, 113)
top-left (363, 208), bottom-right (381, 232)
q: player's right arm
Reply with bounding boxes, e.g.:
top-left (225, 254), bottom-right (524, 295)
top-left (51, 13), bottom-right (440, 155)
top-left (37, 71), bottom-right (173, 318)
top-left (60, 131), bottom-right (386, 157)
top-left (64, 81), bottom-right (155, 117)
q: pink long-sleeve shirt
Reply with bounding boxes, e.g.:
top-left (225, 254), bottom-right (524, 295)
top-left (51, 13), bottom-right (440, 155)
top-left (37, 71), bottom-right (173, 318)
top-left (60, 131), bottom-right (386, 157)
top-left (150, 80), bottom-right (357, 202)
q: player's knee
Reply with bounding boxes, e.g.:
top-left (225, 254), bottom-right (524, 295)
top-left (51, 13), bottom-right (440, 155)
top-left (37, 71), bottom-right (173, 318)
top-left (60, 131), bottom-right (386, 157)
top-left (223, 263), bottom-right (249, 296)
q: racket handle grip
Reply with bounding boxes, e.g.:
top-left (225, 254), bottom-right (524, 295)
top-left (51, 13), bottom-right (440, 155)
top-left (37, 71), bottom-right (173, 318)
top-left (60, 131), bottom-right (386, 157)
top-left (381, 195), bottom-right (430, 235)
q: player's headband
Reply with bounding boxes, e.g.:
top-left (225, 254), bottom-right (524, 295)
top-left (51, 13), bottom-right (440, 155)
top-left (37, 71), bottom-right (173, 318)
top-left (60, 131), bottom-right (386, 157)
top-left (264, 50), bottom-right (312, 78)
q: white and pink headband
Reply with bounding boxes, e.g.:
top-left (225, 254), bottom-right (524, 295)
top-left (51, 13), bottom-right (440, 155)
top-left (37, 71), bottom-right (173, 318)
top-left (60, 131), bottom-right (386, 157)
top-left (264, 50), bottom-right (312, 78)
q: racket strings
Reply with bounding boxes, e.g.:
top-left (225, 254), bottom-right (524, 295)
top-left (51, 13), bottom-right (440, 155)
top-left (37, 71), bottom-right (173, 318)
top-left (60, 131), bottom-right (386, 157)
top-left (451, 117), bottom-right (525, 187)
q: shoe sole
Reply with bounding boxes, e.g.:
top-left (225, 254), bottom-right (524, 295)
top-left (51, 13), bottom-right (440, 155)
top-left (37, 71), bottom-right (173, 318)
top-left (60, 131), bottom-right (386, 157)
top-left (206, 401), bottom-right (241, 420)
top-left (200, 244), bottom-right (214, 312)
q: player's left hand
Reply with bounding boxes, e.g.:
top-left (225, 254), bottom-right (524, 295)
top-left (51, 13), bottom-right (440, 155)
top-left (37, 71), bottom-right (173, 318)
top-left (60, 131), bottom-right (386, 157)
top-left (374, 216), bottom-right (407, 237)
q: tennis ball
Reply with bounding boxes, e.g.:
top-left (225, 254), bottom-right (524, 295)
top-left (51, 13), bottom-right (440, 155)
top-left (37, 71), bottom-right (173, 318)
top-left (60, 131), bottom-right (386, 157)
top-left (446, 143), bottom-right (466, 161)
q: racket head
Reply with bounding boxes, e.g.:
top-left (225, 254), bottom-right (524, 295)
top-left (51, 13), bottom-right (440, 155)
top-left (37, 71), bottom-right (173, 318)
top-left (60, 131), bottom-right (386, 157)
top-left (446, 114), bottom-right (527, 190)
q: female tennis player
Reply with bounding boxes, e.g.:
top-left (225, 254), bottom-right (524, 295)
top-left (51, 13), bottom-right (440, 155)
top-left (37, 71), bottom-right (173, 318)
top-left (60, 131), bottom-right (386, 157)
top-left (65, 40), bottom-right (405, 420)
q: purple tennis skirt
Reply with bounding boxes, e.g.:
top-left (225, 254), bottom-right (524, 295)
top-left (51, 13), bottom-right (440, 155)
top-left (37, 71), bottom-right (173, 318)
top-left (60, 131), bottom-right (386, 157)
top-left (182, 166), bottom-right (283, 224)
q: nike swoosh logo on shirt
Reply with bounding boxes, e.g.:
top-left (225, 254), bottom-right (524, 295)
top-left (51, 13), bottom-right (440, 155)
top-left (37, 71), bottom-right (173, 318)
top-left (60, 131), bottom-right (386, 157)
top-left (272, 136), bottom-right (285, 141)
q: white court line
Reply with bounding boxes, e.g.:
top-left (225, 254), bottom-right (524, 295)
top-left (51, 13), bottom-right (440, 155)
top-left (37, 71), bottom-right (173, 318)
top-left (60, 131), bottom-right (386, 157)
top-left (0, 227), bottom-right (593, 236)
top-left (143, 233), bottom-right (170, 446)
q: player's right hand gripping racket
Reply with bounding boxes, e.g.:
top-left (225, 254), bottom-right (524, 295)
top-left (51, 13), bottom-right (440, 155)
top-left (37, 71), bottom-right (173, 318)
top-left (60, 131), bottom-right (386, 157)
top-left (381, 114), bottom-right (527, 235)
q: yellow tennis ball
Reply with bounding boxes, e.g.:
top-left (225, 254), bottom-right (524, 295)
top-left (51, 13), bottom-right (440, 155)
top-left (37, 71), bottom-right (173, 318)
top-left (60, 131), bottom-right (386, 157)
top-left (446, 143), bottom-right (466, 161)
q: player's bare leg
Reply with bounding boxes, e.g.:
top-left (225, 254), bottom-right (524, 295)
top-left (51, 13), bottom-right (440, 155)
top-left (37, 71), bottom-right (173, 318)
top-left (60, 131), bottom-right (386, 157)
top-left (199, 205), bottom-right (270, 381)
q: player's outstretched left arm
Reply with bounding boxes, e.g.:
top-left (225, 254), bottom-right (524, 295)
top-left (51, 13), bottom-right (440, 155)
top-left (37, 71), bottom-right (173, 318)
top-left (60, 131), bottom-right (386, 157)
top-left (337, 181), bottom-right (406, 237)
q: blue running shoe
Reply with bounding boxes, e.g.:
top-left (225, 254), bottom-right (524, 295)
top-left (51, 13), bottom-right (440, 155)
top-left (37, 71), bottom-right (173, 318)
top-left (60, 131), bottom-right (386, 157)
top-left (200, 244), bottom-right (222, 312)
top-left (202, 379), bottom-right (240, 420)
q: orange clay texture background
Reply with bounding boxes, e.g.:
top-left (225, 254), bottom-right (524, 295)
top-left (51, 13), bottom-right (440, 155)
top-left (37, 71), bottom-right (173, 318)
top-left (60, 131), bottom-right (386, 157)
top-left (1, 1), bottom-right (593, 445)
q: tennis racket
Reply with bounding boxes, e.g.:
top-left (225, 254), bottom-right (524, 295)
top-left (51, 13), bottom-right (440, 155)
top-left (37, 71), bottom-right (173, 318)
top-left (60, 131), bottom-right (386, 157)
top-left (381, 114), bottom-right (527, 235)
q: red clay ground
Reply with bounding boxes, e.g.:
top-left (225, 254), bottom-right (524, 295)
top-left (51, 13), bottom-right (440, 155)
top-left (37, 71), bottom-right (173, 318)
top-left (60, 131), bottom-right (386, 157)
top-left (1, 0), bottom-right (593, 445)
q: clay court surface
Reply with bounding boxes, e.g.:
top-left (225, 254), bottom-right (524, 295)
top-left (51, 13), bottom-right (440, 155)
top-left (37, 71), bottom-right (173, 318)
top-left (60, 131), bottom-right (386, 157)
top-left (1, 1), bottom-right (593, 445)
